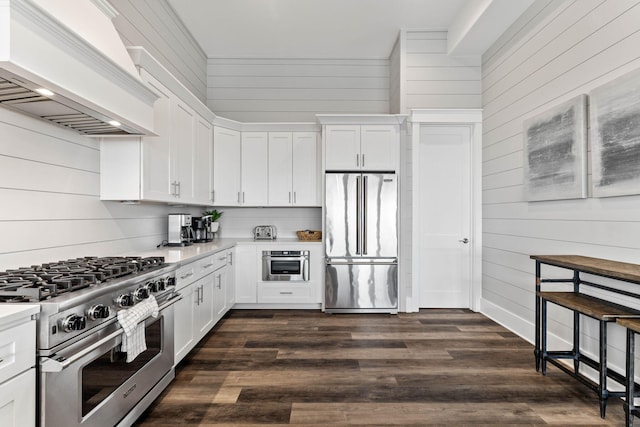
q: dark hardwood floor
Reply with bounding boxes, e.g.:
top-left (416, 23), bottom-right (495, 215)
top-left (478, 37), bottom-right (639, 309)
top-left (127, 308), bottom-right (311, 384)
top-left (134, 309), bottom-right (626, 426)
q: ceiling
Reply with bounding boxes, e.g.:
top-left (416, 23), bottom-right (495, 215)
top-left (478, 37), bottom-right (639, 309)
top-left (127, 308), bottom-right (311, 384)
top-left (167, 0), bottom-right (531, 59)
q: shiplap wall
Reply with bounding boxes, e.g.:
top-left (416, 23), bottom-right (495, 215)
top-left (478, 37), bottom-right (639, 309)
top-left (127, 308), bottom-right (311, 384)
top-left (481, 0), bottom-right (640, 376)
top-left (213, 207), bottom-right (321, 239)
top-left (403, 30), bottom-right (482, 112)
top-left (0, 108), bottom-right (207, 270)
top-left (389, 35), bottom-right (403, 114)
top-left (110, 0), bottom-right (208, 103)
top-left (206, 58), bottom-right (390, 122)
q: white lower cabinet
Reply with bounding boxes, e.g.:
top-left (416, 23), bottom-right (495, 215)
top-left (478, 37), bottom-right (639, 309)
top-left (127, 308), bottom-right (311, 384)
top-left (0, 306), bottom-right (38, 427)
top-left (174, 249), bottom-right (233, 364)
top-left (234, 245), bottom-right (258, 303)
top-left (0, 368), bottom-right (35, 427)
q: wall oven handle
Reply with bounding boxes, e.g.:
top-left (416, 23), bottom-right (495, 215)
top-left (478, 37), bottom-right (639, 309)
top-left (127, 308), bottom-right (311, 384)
top-left (40, 329), bottom-right (124, 373)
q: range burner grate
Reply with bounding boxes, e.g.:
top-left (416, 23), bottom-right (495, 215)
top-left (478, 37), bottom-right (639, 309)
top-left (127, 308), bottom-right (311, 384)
top-left (0, 256), bottom-right (165, 302)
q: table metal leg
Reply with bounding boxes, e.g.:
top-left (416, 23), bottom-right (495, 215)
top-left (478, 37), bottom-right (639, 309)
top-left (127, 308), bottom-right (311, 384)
top-left (599, 320), bottom-right (608, 419)
top-left (542, 298), bottom-right (548, 375)
top-left (627, 328), bottom-right (636, 427)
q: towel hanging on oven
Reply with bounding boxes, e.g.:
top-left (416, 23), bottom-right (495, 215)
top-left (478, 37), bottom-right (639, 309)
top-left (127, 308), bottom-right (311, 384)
top-left (117, 295), bottom-right (159, 362)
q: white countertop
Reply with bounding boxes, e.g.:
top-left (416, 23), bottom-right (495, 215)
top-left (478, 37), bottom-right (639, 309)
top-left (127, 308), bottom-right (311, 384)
top-left (124, 237), bottom-right (322, 266)
top-left (0, 304), bottom-right (39, 329)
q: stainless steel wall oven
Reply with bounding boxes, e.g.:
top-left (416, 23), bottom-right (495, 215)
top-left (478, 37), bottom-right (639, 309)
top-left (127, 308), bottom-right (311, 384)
top-left (262, 250), bottom-right (310, 281)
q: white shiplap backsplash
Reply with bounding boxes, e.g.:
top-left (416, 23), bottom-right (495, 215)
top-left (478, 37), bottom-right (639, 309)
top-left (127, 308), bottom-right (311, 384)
top-left (213, 207), bottom-right (322, 239)
top-left (0, 108), bottom-right (203, 270)
top-left (481, 0), bottom-right (640, 378)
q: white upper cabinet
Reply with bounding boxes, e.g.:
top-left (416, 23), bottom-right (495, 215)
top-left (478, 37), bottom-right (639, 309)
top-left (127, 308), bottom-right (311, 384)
top-left (100, 67), bottom-right (214, 206)
top-left (212, 127), bottom-right (241, 206)
top-left (241, 132), bottom-right (269, 206)
top-left (269, 131), bottom-right (319, 206)
top-left (212, 129), bottom-right (269, 206)
top-left (324, 124), bottom-right (399, 171)
top-left (268, 132), bottom-right (294, 206)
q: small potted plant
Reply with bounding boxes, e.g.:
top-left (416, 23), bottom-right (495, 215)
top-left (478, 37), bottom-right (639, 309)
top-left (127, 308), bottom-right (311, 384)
top-left (203, 209), bottom-right (223, 233)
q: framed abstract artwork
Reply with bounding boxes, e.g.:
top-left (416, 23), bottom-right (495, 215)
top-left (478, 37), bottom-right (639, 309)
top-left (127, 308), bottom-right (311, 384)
top-left (523, 94), bottom-right (588, 202)
top-left (590, 68), bottom-right (640, 198)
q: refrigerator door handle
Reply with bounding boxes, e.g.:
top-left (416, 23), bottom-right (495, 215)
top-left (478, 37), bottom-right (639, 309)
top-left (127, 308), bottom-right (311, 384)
top-left (363, 175), bottom-right (368, 255)
top-left (356, 175), bottom-right (361, 255)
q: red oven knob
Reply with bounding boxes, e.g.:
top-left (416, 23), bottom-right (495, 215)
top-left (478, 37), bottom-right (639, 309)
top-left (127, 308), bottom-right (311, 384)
top-left (61, 314), bottom-right (87, 332)
top-left (87, 304), bottom-right (110, 320)
top-left (115, 294), bottom-right (133, 308)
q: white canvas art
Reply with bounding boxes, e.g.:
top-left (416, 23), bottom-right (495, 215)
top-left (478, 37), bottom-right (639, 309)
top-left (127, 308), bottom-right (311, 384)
top-left (591, 68), bottom-right (640, 197)
top-left (523, 94), bottom-right (588, 202)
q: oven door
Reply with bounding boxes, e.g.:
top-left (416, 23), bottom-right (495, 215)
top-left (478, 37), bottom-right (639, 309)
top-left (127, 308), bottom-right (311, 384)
top-left (39, 296), bottom-right (178, 427)
top-left (262, 253), bottom-right (309, 281)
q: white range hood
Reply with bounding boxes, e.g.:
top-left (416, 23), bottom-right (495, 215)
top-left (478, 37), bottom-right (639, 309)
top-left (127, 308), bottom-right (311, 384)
top-left (0, 0), bottom-right (157, 135)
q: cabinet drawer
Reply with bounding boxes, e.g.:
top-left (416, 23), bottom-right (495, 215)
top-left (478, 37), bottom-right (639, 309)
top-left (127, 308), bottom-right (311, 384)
top-left (0, 368), bottom-right (35, 427)
top-left (258, 283), bottom-right (314, 303)
top-left (0, 321), bottom-right (35, 384)
top-left (175, 263), bottom-right (197, 290)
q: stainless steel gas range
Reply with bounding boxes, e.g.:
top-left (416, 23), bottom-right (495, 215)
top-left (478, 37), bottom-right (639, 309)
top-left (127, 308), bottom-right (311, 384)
top-left (0, 256), bottom-right (180, 427)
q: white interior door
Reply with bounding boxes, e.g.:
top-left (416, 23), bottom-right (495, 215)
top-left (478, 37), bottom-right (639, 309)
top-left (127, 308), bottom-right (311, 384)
top-left (418, 125), bottom-right (471, 308)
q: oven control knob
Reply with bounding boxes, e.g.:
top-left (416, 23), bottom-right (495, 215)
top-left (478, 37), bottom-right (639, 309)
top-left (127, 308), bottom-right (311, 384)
top-left (166, 277), bottom-right (175, 287)
top-left (62, 314), bottom-right (87, 332)
top-left (115, 294), bottom-right (133, 308)
top-left (87, 304), bottom-right (110, 320)
top-left (133, 287), bottom-right (150, 301)
top-left (155, 279), bottom-right (166, 292)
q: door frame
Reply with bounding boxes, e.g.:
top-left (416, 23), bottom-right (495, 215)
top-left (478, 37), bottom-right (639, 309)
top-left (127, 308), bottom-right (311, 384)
top-left (407, 109), bottom-right (482, 312)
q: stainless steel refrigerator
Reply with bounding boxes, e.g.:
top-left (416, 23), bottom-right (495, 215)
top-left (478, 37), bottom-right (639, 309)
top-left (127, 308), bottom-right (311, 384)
top-left (324, 172), bottom-right (398, 313)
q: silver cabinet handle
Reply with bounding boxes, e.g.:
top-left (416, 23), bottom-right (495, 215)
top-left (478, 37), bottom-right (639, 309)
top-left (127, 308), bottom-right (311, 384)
top-left (229, 253), bottom-right (233, 265)
top-left (356, 154), bottom-right (359, 167)
top-left (294, 192), bottom-right (297, 203)
top-left (180, 272), bottom-right (194, 280)
top-left (289, 192), bottom-right (291, 203)
top-left (203, 263), bottom-right (215, 269)
top-left (217, 275), bottom-right (222, 289)
top-left (219, 256), bottom-right (227, 261)
top-left (242, 192), bottom-right (245, 203)
top-left (237, 192), bottom-right (240, 203)
top-left (176, 181), bottom-right (181, 197)
top-left (362, 154), bottom-right (365, 167)
top-left (280, 291), bottom-right (293, 295)
top-left (211, 190), bottom-right (215, 202)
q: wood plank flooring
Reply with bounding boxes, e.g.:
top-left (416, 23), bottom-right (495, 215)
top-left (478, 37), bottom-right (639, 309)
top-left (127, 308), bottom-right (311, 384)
top-left (134, 309), bottom-right (626, 426)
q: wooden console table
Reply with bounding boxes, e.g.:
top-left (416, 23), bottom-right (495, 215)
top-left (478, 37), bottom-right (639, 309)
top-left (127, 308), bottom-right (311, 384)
top-left (532, 255), bottom-right (640, 419)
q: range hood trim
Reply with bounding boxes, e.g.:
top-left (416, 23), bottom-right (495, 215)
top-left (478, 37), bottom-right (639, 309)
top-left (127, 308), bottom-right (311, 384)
top-left (0, 0), bottom-right (159, 136)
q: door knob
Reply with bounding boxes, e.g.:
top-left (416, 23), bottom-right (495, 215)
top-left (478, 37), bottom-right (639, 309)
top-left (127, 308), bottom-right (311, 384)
top-left (459, 238), bottom-right (469, 244)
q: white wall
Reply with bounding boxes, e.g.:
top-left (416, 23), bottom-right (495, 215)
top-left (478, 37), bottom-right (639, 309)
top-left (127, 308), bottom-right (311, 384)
top-left (206, 58), bottom-right (390, 122)
top-left (110, 0), bottom-right (208, 103)
top-left (403, 30), bottom-right (482, 112)
top-left (214, 207), bottom-right (321, 239)
top-left (481, 0), bottom-right (640, 377)
top-left (0, 108), bottom-right (203, 270)
top-left (389, 34), bottom-right (403, 114)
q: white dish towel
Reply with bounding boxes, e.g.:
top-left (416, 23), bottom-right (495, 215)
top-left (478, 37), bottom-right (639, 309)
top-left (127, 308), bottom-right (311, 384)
top-left (117, 295), bottom-right (159, 362)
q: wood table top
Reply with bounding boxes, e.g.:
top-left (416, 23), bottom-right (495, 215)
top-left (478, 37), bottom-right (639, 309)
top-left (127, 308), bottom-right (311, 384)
top-left (530, 255), bottom-right (640, 283)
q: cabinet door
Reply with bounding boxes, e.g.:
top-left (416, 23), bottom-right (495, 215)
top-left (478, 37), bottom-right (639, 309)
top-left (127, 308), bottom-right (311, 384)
top-left (213, 127), bottom-right (241, 206)
top-left (172, 99), bottom-right (196, 202)
top-left (213, 268), bottom-right (227, 320)
top-left (193, 117), bottom-right (213, 204)
top-left (325, 125), bottom-right (360, 170)
top-left (241, 132), bottom-right (269, 206)
top-left (360, 125), bottom-right (398, 171)
top-left (174, 283), bottom-right (195, 363)
top-left (0, 368), bottom-right (35, 427)
top-left (225, 250), bottom-right (236, 309)
top-left (292, 132), bottom-right (318, 206)
top-left (234, 245), bottom-right (258, 303)
top-left (195, 274), bottom-right (215, 338)
top-left (140, 72), bottom-right (173, 202)
top-left (268, 132), bottom-right (293, 206)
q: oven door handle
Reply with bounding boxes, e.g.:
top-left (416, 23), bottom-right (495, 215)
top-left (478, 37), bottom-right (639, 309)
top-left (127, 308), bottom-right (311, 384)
top-left (40, 329), bottom-right (124, 373)
top-left (41, 294), bottom-right (182, 373)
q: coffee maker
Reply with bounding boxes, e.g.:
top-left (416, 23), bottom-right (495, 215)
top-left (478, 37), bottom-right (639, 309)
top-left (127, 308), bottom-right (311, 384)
top-left (193, 215), bottom-right (213, 243)
top-left (167, 214), bottom-right (195, 246)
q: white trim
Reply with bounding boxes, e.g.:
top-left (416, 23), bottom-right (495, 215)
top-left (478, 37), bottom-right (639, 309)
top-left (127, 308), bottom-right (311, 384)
top-left (316, 114), bottom-right (408, 126)
top-left (480, 298), bottom-right (533, 344)
top-left (90, 0), bottom-right (118, 19)
top-left (409, 109), bottom-right (483, 312)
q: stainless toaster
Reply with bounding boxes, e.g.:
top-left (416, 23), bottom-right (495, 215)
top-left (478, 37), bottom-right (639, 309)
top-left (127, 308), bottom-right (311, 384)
top-left (254, 225), bottom-right (277, 240)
